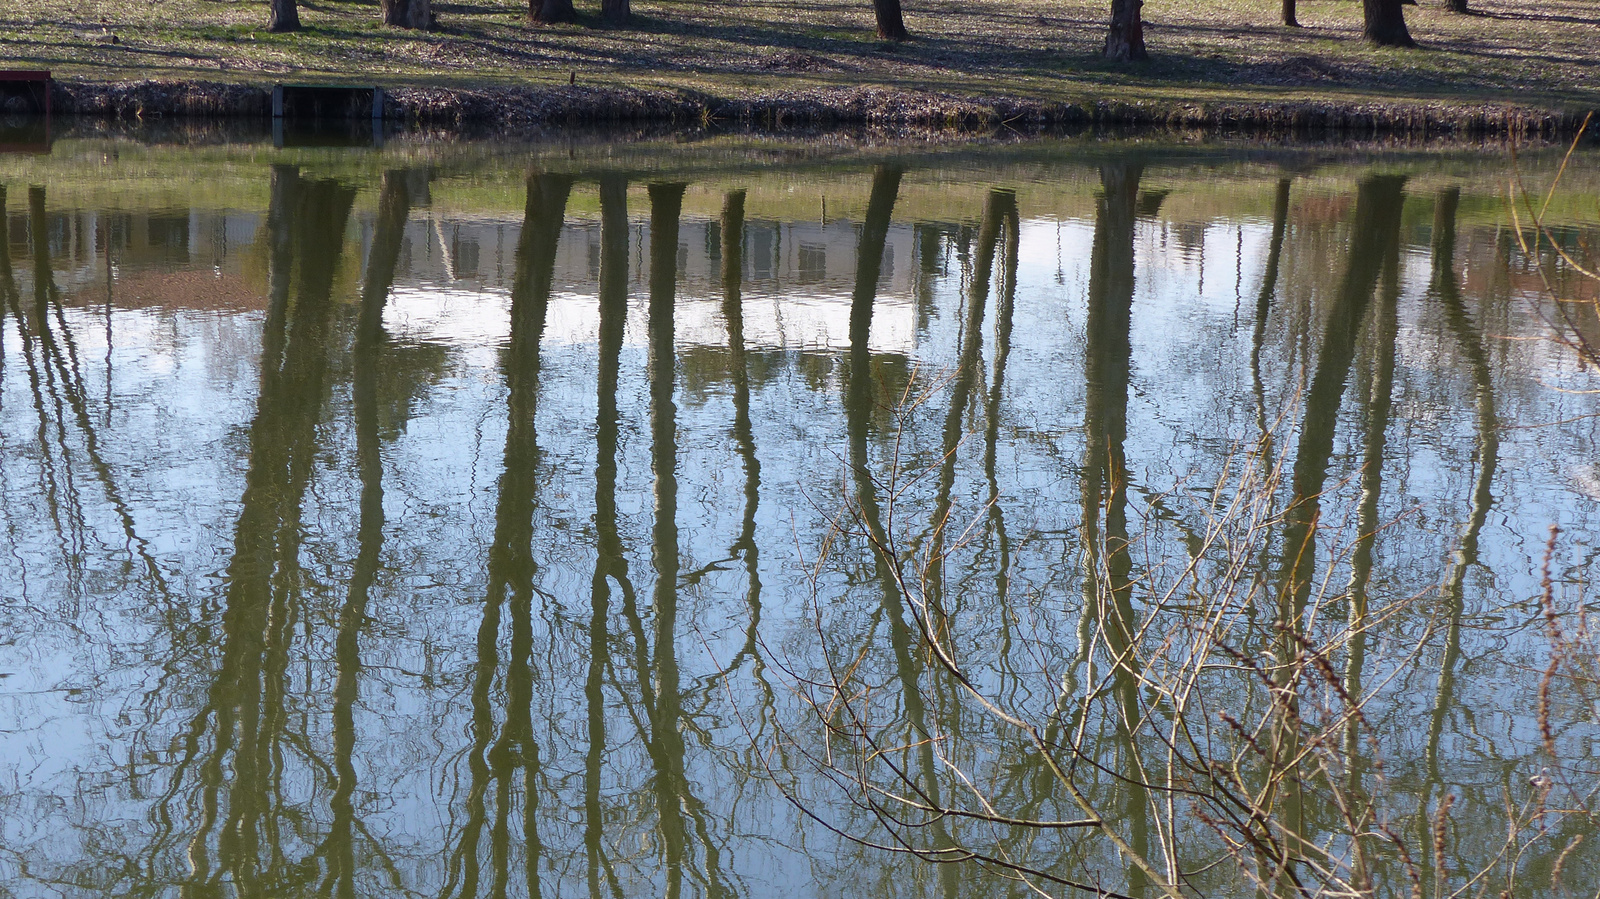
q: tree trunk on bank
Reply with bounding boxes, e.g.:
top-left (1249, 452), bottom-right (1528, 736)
top-left (1445, 0), bottom-right (1468, 13)
top-left (1282, 0), bottom-right (1299, 27)
top-left (873, 0), bottom-right (909, 41)
top-left (1363, 0), bottom-right (1416, 46)
top-left (530, 0), bottom-right (575, 26)
top-left (1104, 0), bottom-right (1146, 61)
top-left (601, 0), bottom-right (630, 25)
top-left (381, 0), bottom-right (432, 29)
top-left (268, 0), bottom-right (301, 32)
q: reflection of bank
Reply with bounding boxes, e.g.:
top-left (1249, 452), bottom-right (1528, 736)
top-left (0, 118), bottom-right (50, 155)
top-left (0, 71), bottom-right (51, 154)
top-left (406, 215), bottom-right (922, 297)
top-left (384, 282), bottom-right (919, 357)
top-left (380, 216), bottom-right (927, 356)
top-left (39, 205), bottom-right (927, 353)
top-left (17, 206), bottom-right (261, 309)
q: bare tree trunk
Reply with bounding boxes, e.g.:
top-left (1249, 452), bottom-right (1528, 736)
top-left (1282, 0), bottom-right (1299, 27)
top-left (1104, 0), bottom-right (1146, 61)
top-left (873, 0), bottom-right (909, 41)
top-left (381, 0), bottom-right (432, 28)
top-left (530, 0), bottom-right (575, 26)
top-left (1445, 0), bottom-right (1468, 13)
top-left (1363, 0), bottom-right (1415, 46)
top-left (601, 0), bottom-right (630, 25)
top-left (268, 0), bottom-right (301, 32)
top-left (408, 0), bottom-right (431, 29)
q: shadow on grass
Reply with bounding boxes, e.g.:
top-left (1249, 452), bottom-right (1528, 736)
top-left (11, 0), bottom-right (1598, 110)
top-left (1478, 9), bottom-right (1600, 26)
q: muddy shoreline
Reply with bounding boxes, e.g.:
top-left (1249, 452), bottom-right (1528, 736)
top-left (41, 78), bottom-right (1595, 139)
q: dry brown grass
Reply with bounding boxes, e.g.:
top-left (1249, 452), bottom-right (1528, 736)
top-left (1, 0), bottom-right (1596, 113)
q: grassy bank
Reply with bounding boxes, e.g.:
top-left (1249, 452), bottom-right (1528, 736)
top-left (3, 0), bottom-right (1597, 130)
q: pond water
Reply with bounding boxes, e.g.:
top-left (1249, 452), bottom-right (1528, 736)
top-left (1, 133), bottom-right (1598, 898)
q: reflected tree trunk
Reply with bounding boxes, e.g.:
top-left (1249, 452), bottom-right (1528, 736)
top-left (264, 167), bottom-right (300, 377)
top-left (1247, 178), bottom-right (1292, 604)
top-left (9, 188), bottom-right (86, 599)
top-left (715, 188), bottom-right (782, 789)
top-left (502, 173), bottom-right (572, 899)
top-left (585, 172), bottom-right (632, 899)
top-left (451, 172), bottom-right (571, 899)
top-left (720, 190), bottom-right (765, 664)
top-left (635, 180), bottom-right (731, 897)
top-left (27, 187), bottom-right (83, 419)
top-left (845, 164), bottom-right (905, 463)
top-left (982, 194), bottom-right (1019, 637)
top-left (1252, 178), bottom-right (1292, 447)
top-left (913, 223), bottom-right (941, 334)
top-left (0, 185), bottom-right (13, 295)
top-left (205, 176), bottom-right (355, 894)
top-left (174, 167), bottom-right (290, 887)
top-left (1277, 175), bottom-right (1407, 619)
top-left (1420, 186), bottom-right (1497, 884)
top-left (842, 165), bottom-right (961, 878)
top-left (1271, 174), bottom-right (1406, 877)
top-left (1345, 223), bottom-right (1401, 622)
top-left (321, 169), bottom-right (410, 899)
top-left (357, 171), bottom-right (411, 346)
top-left (21, 186), bottom-right (166, 593)
top-left (928, 187), bottom-right (1007, 625)
top-left (1083, 161), bottom-right (1154, 895)
top-left (0, 188), bottom-right (61, 563)
top-left (646, 181), bottom-right (690, 899)
top-left (10, 206), bottom-right (93, 605)
top-left (100, 215), bottom-right (113, 413)
top-left (29, 188), bottom-right (53, 321)
top-left (0, 187), bottom-right (9, 393)
top-left (1337, 205), bottom-right (1403, 889)
top-left (843, 164), bottom-right (905, 570)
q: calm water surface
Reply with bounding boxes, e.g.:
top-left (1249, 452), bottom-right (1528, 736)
top-left (1, 135), bottom-right (1598, 898)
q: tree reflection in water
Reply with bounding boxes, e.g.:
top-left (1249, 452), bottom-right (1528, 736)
top-left (446, 171), bottom-right (571, 899)
top-left (0, 146), bottom-right (1598, 899)
top-left (188, 171), bottom-right (356, 895)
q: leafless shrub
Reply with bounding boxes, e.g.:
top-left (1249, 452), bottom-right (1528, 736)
top-left (764, 371), bottom-right (1597, 898)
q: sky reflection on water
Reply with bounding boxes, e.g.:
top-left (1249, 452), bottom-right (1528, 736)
top-left (1, 138), bottom-right (1598, 898)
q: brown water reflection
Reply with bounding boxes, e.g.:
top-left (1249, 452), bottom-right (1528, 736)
top-left (1, 138), bottom-right (1598, 898)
